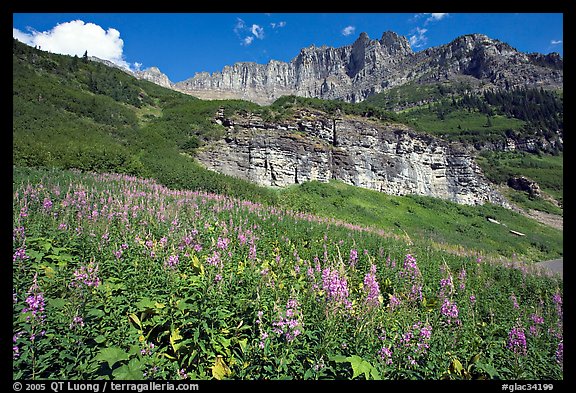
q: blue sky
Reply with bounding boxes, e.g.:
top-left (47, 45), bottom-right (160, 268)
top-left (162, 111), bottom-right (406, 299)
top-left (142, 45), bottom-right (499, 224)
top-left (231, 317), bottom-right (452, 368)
top-left (13, 13), bottom-right (564, 83)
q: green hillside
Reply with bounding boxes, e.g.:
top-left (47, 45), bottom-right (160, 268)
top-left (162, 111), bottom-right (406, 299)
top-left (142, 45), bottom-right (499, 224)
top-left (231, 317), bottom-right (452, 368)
top-left (12, 39), bottom-right (562, 262)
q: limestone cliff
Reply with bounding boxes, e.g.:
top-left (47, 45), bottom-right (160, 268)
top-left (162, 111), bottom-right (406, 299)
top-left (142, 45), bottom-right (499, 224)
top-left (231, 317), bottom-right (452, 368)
top-left (174, 31), bottom-right (562, 105)
top-left (196, 108), bottom-right (510, 207)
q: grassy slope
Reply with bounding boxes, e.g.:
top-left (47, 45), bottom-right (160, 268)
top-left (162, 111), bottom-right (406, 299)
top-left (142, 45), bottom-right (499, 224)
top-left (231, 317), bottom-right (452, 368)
top-left (278, 180), bottom-right (562, 263)
top-left (12, 40), bottom-right (562, 263)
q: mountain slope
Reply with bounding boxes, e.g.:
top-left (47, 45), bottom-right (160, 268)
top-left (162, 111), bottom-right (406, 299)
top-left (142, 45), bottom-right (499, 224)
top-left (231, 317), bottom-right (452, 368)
top-left (173, 31), bottom-right (563, 105)
top-left (12, 38), bottom-right (562, 261)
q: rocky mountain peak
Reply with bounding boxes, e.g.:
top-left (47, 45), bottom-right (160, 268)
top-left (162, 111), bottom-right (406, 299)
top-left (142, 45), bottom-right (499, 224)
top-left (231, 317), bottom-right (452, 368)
top-left (379, 31), bottom-right (413, 56)
top-left (170, 30), bottom-right (562, 105)
top-left (134, 66), bottom-right (173, 89)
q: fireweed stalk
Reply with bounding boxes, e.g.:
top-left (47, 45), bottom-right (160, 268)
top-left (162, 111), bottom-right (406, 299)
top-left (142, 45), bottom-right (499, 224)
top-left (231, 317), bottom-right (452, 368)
top-left (17, 273), bottom-right (47, 379)
top-left (363, 263), bottom-right (382, 308)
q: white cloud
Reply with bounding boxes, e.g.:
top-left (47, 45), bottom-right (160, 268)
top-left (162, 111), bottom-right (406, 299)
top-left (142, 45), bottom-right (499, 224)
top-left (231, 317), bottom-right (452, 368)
top-left (270, 21), bottom-right (286, 29)
top-left (13, 20), bottom-right (132, 70)
top-left (13, 27), bottom-right (33, 44)
top-left (234, 18), bottom-right (246, 35)
top-left (551, 40), bottom-right (562, 45)
top-left (413, 13), bottom-right (449, 25)
top-left (427, 13), bottom-right (448, 23)
top-left (342, 25), bottom-right (356, 36)
top-left (234, 17), bottom-right (266, 46)
top-left (251, 24), bottom-right (265, 39)
top-left (409, 27), bottom-right (428, 48)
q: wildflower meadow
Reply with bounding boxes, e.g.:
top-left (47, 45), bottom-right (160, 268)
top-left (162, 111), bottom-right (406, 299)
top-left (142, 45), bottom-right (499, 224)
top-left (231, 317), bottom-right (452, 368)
top-left (12, 167), bottom-right (563, 380)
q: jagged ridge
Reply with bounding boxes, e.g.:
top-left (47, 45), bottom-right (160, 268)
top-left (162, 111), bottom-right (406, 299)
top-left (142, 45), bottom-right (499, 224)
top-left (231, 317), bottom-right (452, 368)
top-left (166, 31), bottom-right (562, 105)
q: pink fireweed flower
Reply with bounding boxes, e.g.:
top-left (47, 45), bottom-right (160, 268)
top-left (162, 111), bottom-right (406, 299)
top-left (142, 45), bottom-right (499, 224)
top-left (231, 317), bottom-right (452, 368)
top-left (349, 249), bottom-right (358, 268)
top-left (469, 295), bottom-right (476, 304)
top-left (13, 226), bottom-right (26, 241)
top-left (248, 241), bottom-right (257, 260)
top-left (458, 268), bottom-right (466, 290)
top-left (388, 294), bottom-right (401, 311)
top-left (13, 247), bottom-right (29, 262)
top-left (552, 292), bottom-right (563, 318)
top-left (441, 298), bottom-right (460, 325)
top-left (400, 254), bottom-right (421, 280)
top-left (507, 327), bottom-right (527, 356)
top-left (556, 341), bottom-right (563, 365)
top-left (13, 332), bottom-right (24, 360)
top-left (70, 261), bottom-right (101, 288)
top-left (69, 315), bottom-right (84, 329)
top-left (510, 294), bottom-right (520, 309)
top-left (217, 237), bottom-right (229, 250)
top-left (140, 342), bottom-right (155, 356)
top-left (530, 314), bottom-right (544, 325)
top-left (164, 254), bottom-right (179, 269)
top-left (238, 233), bottom-right (247, 245)
top-left (420, 324), bottom-right (432, 341)
top-left (439, 273), bottom-right (454, 298)
top-left (363, 264), bottom-right (381, 307)
top-left (307, 266), bottom-right (315, 279)
top-left (23, 274), bottom-right (45, 322)
top-left (42, 198), bottom-right (53, 210)
top-left (321, 267), bottom-right (352, 309)
top-left (272, 298), bottom-right (303, 343)
top-left (378, 346), bottom-right (393, 365)
top-left (207, 251), bottom-right (222, 267)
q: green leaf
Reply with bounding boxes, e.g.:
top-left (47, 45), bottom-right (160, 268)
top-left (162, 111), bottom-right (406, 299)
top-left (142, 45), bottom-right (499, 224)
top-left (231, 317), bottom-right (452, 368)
top-left (329, 354), bottom-right (379, 380)
top-left (94, 335), bottom-right (106, 344)
top-left (48, 298), bottom-right (69, 310)
top-left (112, 358), bottom-right (144, 380)
top-left (476, 362), bottom-right (500, 379)
top-left (329, 354), bottom-right (348, 363)
top-left (26, 249), bottom-right (45, 262)
top-left (349, 355), bottom-right (377, 380)
top-left (170, 327), bottom-right (183, 352)
top-left (450, 358), bottom-right (464, 375)
top-left (136, 297), bottom-right (156, 311)
top-left (211, 355), bottom-right (232, 380)
top-left (95, 347), bottom-right (130, 369)
top-left (469, 352), bottom-right (482, 365)
top-left (87, 308), bottom-right (105, 318)
top-left (128, 313), bottom-right (143, 330)
top-left (237, 338), bottom-right (248, 354)
top-left (191, 255), bottom-right (205, 276)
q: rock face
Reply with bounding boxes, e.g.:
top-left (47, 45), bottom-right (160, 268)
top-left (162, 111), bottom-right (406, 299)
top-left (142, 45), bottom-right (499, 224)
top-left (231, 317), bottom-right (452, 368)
top-left (87, 56), bottom-right (174, 89)
top-left (174, 31), bottom-right (563, 105)
top-left (196, 108), bottom-right (510, 207)
top-left (507, 176), bottom-right (541, 197)
top-left (134, 67), bottom-right (173, 89)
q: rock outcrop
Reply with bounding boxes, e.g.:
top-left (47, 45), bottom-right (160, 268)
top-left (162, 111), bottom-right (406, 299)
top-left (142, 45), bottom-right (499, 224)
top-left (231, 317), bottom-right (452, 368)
top-left (174, 31), bottom-right (563, 105)
top-left (134, 66), bottom-right (173, 89)
top-left (196, 108), bottom-right (510, 207)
